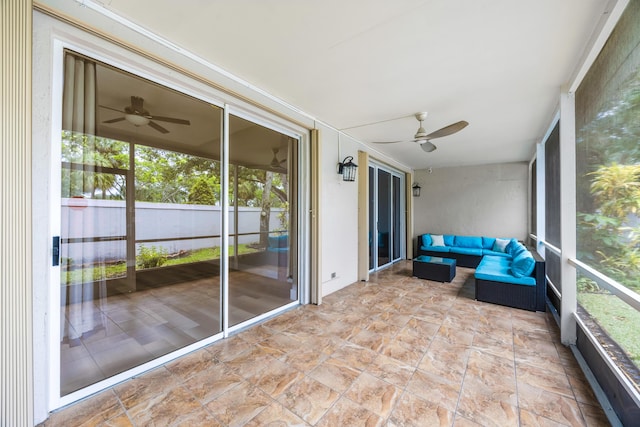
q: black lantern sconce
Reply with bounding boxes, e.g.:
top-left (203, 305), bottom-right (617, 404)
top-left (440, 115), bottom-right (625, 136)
top-left (412, 183), bottom-right (422, 197)
top-left (338, 156), bottom-right (358, 182)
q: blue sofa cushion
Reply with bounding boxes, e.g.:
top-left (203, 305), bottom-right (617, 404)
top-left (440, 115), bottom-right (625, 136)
top-left (443, 235), bottom-right (455, 246)
top-left (506, 240), bottom-right (527, 258)
top-left (475, 263), bottom-right (536, 286)
top-left (511, 251), bottom-right (536, 278)
top-left (482, 249), bottom-right (511, 257)
top-left (422, 234), bottom-right (432, 247)
top-left (481, 255), bottom-right (512, 267)
top-left (454, 235), bottom-right (483, 249)
top-left (450, 247), bottom-right (483, 256)
top-left (421, 245), bottom-right (450, 253)
top-left (482, 237), bottom-right (496, 249)
top-left (431, 234), bottom-right (445, 246)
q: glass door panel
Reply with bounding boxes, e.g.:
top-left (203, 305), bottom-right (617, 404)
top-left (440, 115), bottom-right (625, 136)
top-left (377, 169), bottom-right (392, 267)
top-left (228, 114), bottom-right (298, 327)
top-left (393, 175), bottom-right (402, 261)
top-left (369, 166), bottom-right (375, 270)
top-left (369, 164), bottom-right (404, 272)
top-left (59, 51), bottom-right (222, 395)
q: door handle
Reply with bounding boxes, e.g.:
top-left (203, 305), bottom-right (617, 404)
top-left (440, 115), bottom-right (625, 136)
top-left (52, 236), bottom-right (60, 266)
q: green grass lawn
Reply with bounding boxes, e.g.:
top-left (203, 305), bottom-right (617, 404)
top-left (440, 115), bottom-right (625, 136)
top-left (62, 244), bottom-right (259, 285)
top-left (578, 291), bottom-right (640, 367)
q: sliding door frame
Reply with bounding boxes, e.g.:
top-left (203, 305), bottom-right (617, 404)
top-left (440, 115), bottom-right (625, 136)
top-left (45, 35), bottom-right (310, 410)
top-left (368, 161), bottom-right (406, 272)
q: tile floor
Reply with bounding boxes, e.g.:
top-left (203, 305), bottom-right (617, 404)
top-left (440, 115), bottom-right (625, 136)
top-left (41, 262), bottom-right (610, 426)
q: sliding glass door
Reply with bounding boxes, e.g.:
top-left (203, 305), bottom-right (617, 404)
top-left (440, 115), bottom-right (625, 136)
top-left (57, 50), bottom-right (300, 398)
top-left (369, 163), bottom-right (405, 271)
top-left (227, 114), bottom-right (298, 327)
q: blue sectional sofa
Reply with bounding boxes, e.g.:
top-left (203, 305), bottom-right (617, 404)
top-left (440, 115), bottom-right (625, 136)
top-left (417, 233), bottom-right (546, 311)
top-left (417, 233), bottom-right (510, 268)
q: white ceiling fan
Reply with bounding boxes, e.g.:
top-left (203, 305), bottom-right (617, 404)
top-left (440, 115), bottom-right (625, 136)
top-left (373, 112), bottom-right (468, 152)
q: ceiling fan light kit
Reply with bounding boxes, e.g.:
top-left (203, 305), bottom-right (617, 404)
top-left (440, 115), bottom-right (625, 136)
top-left (125, 113), bottom-right (150, 126)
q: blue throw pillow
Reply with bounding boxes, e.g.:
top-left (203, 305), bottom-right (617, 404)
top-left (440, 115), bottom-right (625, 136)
top-left (422, 234), bottom-right (432, 247)
top-left (443, 235), bottom-right (455, 246)
top-left (511, 252), bottom-right (535, 277)
top-left (492, 238), bottom-right (511, 253)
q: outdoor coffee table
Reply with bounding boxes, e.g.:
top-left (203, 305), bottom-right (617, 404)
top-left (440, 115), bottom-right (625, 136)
top-left (413, 255), bottom-right (456, 282)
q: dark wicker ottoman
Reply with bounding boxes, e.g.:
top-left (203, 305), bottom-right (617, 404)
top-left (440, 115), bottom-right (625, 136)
top-left (413, 255), bottom-right (456, 282)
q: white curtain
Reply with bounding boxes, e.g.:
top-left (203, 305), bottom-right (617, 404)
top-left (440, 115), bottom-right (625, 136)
top-left (61, 53), bottom-right (105, 343)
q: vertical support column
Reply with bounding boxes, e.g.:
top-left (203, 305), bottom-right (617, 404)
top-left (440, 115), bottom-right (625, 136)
top-left (221, 105), bottom-right (230, 335)
top-left (560, 89), bottom-right (577, 345)
top-left (536, 143), bottom-right (546, 259)
top-left (310, 128), bottom-right (322, 304)
top-left (357, 151), bottom-right (369, 281)
top-left (1, 0), bottom-right (34, 425)
top-left (405, 172), bottom-right (413, 260)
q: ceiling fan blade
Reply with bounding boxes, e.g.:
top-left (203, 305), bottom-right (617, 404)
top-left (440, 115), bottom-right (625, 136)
top-left (420, 141), bottom-right (437, 152)
top-left (425, 121), bottom-right (469, 139)
top-left (99, 105), bottom-right (126, 114)
top-left (150, 115), bottom-right (191, 125)
top-left (103, 117), bottom-right (126, 124)
top-left (148, 121), bottom-right (169, 134)
top-left (371, 139), bottom-right (408, 144)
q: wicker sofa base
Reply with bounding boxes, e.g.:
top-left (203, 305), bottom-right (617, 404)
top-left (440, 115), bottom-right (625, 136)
top-left (475, 279), bottom-right (539, 311)
top-left (474, 256), bottom-right (546, 312)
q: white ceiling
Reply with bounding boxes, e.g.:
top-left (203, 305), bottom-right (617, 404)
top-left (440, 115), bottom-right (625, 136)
top-left (96, 0), bottom-right (611, 170)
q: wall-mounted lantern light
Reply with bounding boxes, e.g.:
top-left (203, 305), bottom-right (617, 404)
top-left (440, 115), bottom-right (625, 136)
top-left (412, 183), bottom-right (422, 197)
top-left (338, 156), bottom-right (358, 182)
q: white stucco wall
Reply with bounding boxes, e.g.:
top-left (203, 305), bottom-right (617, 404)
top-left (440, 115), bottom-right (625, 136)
top-left (412, 162), bottom-right (529, 245)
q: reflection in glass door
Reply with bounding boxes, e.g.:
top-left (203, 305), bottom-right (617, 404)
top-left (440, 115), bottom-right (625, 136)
top-left (59, 51), bottom-right (225, 397)
top-left (228, 114), bottom-right (298, 327)
top-left (369, 163), bottom-right (404, 271)
top-left (57, 50), bottom-right (301, 403)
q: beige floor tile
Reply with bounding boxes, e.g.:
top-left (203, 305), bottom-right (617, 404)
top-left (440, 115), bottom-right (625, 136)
top-left (127, 385), bottom-right (202, 427)
top-left (42, 262), bottom-right (609, 427)
top-left (247, 358), bottom-right (304, 399)
top-left (344, 372), bottom-right (401, 418)
top-left (516, 362), bottom-right (573, 398)
top-left (406, 369), bottom-right (461, 412)
top-left (113, 366), bottom-right (179, 410)
top-left (278, 375), bottom-right (340, 425)
top-left (388, 392), bottom-right (453, 427)
top-left (366, 353), bottom-right (416, 389)
top-left (244, 401), bottom-right (309, 427)
top-left (43, 389), bottom-right (123, 427)
top-left (308, 357), bottom-right (362, 393)
top-left (517, 382), bottom-right (587, 426)
top-left (316, 396), bottom-right (383, 427)
top-left (204, 382), bottom-right (272, 427)
top-left (181, 361), bottom-right (244, 404)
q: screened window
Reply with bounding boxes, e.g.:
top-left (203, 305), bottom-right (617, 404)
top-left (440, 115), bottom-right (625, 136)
top-left (575, 0), bottom-right (640, 392)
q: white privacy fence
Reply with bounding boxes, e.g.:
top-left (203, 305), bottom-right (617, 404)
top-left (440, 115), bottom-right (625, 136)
top-left (61, 198), bottom-right (286, 263)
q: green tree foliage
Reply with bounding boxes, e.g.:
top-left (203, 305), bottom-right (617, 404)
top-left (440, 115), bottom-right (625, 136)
top-left (577, 70), bottom-right (640, 293)
top-left (61, 131), bottom-right (129, 199)
top-left (188, 176), bottom-right (216, 205)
